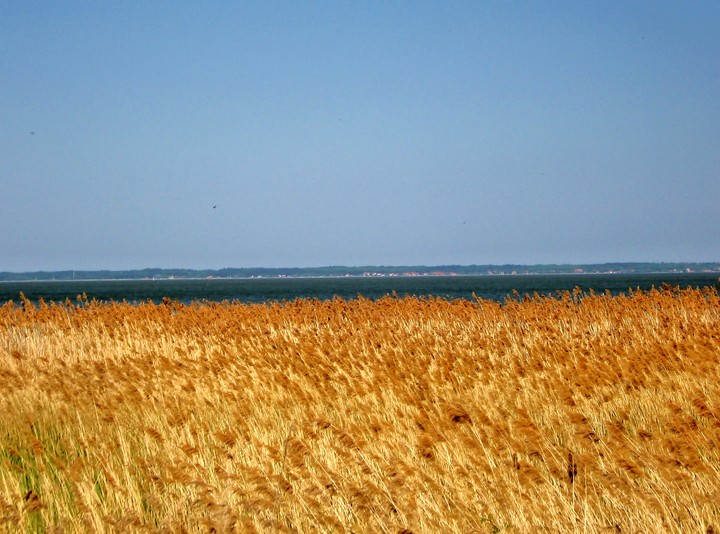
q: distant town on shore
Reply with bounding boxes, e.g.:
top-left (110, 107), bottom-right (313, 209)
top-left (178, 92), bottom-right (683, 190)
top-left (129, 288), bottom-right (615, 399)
top-left (1, 262), bottom-right (719, 282)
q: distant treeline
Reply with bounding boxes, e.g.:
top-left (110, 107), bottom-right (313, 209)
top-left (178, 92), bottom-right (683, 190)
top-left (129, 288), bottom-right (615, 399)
top-left (1, 262), bottom-right (719, 281)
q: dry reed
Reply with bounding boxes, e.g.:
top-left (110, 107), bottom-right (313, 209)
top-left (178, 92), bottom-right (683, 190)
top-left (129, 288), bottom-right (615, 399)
top-left (0, 287), bottom-right (719, 532)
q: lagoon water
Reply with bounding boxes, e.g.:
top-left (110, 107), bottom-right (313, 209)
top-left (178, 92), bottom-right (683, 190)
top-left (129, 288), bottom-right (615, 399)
top-left (1, 273), bottom-right (718, 305)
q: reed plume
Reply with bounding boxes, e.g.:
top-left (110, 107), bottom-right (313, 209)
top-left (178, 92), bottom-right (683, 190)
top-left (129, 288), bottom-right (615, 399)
top-left (0, 287), bottom-right (719, 531)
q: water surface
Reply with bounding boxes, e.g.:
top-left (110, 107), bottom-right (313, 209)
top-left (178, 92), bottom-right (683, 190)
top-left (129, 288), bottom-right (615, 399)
top-left (1, 273), bottom-right (717, 305)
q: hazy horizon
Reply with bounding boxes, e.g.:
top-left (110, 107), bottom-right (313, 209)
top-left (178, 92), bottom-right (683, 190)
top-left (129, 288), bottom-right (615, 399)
top-left (3, 2), bottom-right (718, 271)
top-left (3, 260), bottom-right (720, 277)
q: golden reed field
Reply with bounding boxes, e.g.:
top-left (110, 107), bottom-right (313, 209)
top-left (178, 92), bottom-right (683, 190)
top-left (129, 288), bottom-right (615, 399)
top-left (1, 287), bottom-right (719, 533)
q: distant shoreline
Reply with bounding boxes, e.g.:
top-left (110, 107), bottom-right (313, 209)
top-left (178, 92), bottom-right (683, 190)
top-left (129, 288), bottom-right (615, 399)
top-left (1, 262), bottom-right (719, 282)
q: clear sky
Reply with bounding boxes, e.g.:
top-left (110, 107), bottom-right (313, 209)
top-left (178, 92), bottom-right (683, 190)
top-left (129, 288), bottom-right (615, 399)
top-left (2, 1), bottom-right (718, 271)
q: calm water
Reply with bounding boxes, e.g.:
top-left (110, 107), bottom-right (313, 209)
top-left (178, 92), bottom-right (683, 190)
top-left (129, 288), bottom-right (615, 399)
top-left (1, 273), bottom-right (718, 305)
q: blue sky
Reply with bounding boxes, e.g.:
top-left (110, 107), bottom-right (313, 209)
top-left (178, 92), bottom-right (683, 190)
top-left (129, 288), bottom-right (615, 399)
top-left (2, 1), bottom-right (718, 271)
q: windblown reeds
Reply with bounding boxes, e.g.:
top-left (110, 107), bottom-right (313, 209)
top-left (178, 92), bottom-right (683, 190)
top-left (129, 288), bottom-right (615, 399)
top-left (0, 287), bottom-right (719, 532)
